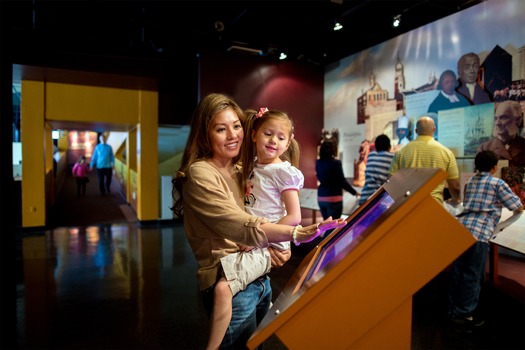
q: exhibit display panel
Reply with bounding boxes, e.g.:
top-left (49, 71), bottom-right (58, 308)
top-left (247, 168), bottom-right (476, 350)
top-left (297, 189), bottom-right (394, 292)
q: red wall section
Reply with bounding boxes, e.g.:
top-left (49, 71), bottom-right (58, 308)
top-left (200, 50), bottom-right (324, 188)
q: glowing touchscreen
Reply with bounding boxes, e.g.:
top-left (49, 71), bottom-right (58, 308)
top-left (302, 190), bottom-right (395, 287)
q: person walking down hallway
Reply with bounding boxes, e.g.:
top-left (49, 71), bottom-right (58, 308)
top-left (90, 133), bottom-right (114, 195)
top-left (72, 155), bottom-right (90, 197)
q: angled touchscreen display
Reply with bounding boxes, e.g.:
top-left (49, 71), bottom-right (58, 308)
top-left (301, 189), bottom-right (395, 288)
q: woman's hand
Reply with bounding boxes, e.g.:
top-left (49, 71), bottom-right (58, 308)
top-left (268, 247), bottom-right (291, 268)
top-left (294, 216), bottom-right (346, 245)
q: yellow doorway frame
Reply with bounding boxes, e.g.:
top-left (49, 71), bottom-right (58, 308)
top-left (19, 66), bottom-right (159, 228)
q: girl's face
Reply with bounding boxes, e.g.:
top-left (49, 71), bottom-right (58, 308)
top-left (252, 118), bottom-right (291, 165)
top-left (208, 109), bottom-right (244, 166)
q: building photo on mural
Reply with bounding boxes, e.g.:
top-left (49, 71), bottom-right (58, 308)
top-left (325, 0), bottom-right (525, 207)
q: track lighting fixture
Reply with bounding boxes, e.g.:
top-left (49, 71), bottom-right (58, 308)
top-left (227, 45), bottom-right (263, 55)
top-left (333, 22), bottom-right (343, 31)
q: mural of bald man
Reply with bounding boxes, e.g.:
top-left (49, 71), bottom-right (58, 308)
top-left (478, 100), bottom-right (525, 167)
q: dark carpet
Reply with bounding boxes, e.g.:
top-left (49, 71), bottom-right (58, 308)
top-left (49, 169), bottom-right (135, 228)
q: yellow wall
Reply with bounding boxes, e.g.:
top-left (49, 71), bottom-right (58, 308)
top-left (114, 158), bottom-right (128, 194)
top-left (21, 81), bottom-right (46, 227)
top-left (20, 72), bottom-right (159, 227)
top-left (136, 90), bottom-right (159, 221)
top-left (127, 128), bottom-right (137, 206)
top-left (44, 124), bottom-right (55, 207)
top-left (57, 131), bottom-right (69, 151)
top-left (130, 169), bottom-right (138, 213)
top-left (45, 83), bottom-right (140, 124)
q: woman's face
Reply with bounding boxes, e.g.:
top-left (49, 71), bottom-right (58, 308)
top-left (208, 108), bottom-right (244, 165)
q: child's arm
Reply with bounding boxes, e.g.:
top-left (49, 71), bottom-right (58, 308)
top-left (269, 189), bottom-right (298, 260)
top-left (499, 180), bottom-right (524, 214)
top-left (277, 189), bottom-right (301, 226)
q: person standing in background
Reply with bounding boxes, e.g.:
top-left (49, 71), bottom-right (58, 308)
top-left (390, 116), bottom-right (462, 312)
top-left (90, 133), bottom-right (114, 195)
top-left (448, 150), bottom-right (522, 327)
top-left (456, 52), bottom-right (492, 105)
top-left (72, 156), bottom-right (90, 197)
top-left (389, 116), bottom-right (461, 205)
top-left (358, 134), bottom-right (394, 206)
top-left (316, 139), bottom-right (359, 221)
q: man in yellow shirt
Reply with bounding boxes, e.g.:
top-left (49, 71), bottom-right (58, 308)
top-left (389, 116), bottom-right (460, 204)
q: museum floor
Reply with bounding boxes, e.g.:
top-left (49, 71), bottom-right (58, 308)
top-left (14, 170), bottom-right (525, 349)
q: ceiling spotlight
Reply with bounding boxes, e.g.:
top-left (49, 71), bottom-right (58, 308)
top-left (393, 15), bottom-right (401, 28)
top-left (333, 22), bottom-right (343, 31)
top-left (279, 52), bottom-right (287, 60)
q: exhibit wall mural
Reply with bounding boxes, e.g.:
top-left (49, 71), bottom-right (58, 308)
top-left (324, 0), bottom-right (525, 191)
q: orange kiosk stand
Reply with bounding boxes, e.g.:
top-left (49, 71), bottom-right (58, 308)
top-left (247, 168), bottom-right (476, 349)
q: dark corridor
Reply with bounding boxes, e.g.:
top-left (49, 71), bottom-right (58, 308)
top-left (49, 169), bottom-right (136, 228)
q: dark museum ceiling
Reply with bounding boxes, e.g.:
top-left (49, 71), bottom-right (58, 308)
top-left (5, 0), bottom-right (484, 72)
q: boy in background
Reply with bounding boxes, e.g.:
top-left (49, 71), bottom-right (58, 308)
top-left (448, 150), bottom-right (523, 327)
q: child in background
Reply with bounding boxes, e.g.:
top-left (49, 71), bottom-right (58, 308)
top-left (72, 156), bottom-right (90, 197)
top-left (448, 150), bottom-right (523, 327)
top-left (205, 108), bottom-right (305, 349)
top-left (358, 134), bottom-right (394, 206)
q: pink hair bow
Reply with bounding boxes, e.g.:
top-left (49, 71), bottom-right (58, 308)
top-left (255, 107), bottom-right (268, 118)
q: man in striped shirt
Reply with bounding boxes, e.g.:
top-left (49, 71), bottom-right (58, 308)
top-left (389, 116), bottom-right (460, 205)
top-left (448, 150), bottom-right (523, 327)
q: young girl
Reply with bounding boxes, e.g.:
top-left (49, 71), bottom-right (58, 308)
top-left (72, 156), bottom-right (90, 197)
top-left (206, 108), bottom-right (305, 349)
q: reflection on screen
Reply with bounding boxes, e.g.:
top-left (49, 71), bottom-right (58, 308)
top-left (302, 190), bottom-right (395, 288)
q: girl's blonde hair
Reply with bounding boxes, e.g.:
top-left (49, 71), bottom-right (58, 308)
top-left (240, 109), bottom-right (300, 192)
top-left (171, 93), bottom-right (245, 217)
